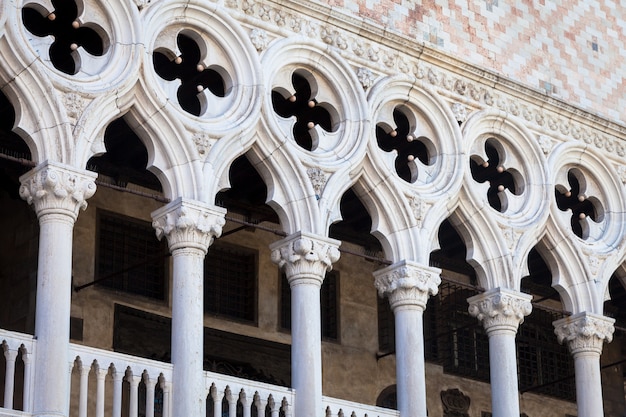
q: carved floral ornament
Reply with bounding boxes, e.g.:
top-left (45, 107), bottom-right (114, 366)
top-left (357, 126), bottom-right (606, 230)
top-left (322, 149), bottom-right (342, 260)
top-left (467, 288), bottom-right (532, 334)
top-left (270, 233), bottom-right (340, 285)
top-left (19, 162), bottom-right (97, 220)
top-left (373, 262), bottom-right (441, 310)
top-left (553, 312), bottom-right (615, 356)
top-left (151, 198), bottom-right (226, 252)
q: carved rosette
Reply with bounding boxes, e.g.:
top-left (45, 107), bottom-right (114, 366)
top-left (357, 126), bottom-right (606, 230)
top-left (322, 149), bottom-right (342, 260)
top-left (270, 232), bottom-right (340, 287)
top-left (151, 198), bottom-right (226, 253)
top-left (553, 312), bottom-right (615, 356)
top-left (373, 261), bottom-right (441, 311)
top-left (467, 288), bottom-right (532, 334)
top-left (19, 162), bottom-right (97, 221)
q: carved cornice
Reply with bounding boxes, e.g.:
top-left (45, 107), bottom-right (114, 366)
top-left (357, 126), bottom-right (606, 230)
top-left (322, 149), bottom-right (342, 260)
top-left (19, 161), bottom-right (97, 221)
top-left (553, 312), bottom-right (615, 356)
top-left (151, 198), bottom-right (226, 253)
top-left (373, 261), bottom-right (441, 311)
top-left (270, 232), bottom-right (340, 286)
top-left (223, 0), bottom-right (626, 160)
top-left (467, 288), bottom-right (532, 335)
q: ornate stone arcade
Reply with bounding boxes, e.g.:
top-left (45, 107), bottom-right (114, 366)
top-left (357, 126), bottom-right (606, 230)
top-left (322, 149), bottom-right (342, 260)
top-left (0, 0), bottom-right (624, 417)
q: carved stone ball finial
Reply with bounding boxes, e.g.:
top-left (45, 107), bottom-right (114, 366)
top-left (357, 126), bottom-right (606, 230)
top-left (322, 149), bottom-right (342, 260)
top-left (151, 198), bottom-right (226, 253)
top-left (467, 288), bottom-right (532, 334)
top-left (373, 261), bottom-right (441, 311)
top-left (19, 162), bottom-right (97, 221)
top-left (553, 312), bottom-right (615, 356)
top-left (270, 232), bottom-right (340, 287)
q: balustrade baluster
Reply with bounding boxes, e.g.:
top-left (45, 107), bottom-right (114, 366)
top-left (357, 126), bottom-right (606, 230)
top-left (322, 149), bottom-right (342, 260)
top-left (3, 348), bottom-right (17, 409)
top-left (162, 380), bottom-right (171, 417)
top-left (145, 376), bottom-right (156, 417)
top-left (227, 389), bottom-right (237, 417)
top-left (129, 374), bottom-right (141, 417)
top-left (255, 396), bottom-right (267, 417)
top-left (213, 388), bottom-right (223, 417)
top-left (22, 348), bottom-right (32, 413)
top-left (96, 367), bottom-right (108, 417)
top-left (112, 369), bottom-right (124, 417)
top-left (67, 361), bottom-right (75, 415)
top-left (78, 364), bottom-right (90, 417)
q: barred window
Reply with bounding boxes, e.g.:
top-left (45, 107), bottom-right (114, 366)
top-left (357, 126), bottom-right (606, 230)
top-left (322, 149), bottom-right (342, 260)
top-left (96, 210), bottom-right (167, 301)
top-left (204, 243), bottom-right (257, 323)
top-left (517, 309), bottom-right (575, 401)
top-left (280, 271), bottom-right (339, 341)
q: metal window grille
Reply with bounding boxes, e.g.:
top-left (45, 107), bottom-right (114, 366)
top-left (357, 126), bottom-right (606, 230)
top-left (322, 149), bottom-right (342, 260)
top-left (280, 271), bottom-right (339, 340)
top-left (204, 243), bottom-right (257, 322)
top-left (517, 309), bottom-right (575, 401)
top-left (96, 211), bottom-right (167, 301)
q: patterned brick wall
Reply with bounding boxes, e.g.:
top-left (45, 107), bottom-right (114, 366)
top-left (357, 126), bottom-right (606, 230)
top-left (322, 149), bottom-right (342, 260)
top-left (321, 0), bottom-right (626, 123)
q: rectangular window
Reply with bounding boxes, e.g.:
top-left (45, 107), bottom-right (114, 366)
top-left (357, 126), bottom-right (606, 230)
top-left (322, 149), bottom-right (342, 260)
top-left (280, 271), bottom-right (339, 341)
top-left (204, 242), bottom-right (257, 323)
top-left (96, 210), bottom-right (167, 301)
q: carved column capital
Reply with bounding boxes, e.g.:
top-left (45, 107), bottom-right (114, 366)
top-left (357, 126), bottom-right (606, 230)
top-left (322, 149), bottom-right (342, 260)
top-left (553, 312), bottom-right (615, 356)
top-left (468, 288), bottom-right (532, 335)
top-left (373, 261), bottom-right (441, 311)
top-left (151, 197), bottom-right (226, 253)
top-left (270, 232), bottom-right (340, 286)
top-left (19, 161), bottom-right (97, 221)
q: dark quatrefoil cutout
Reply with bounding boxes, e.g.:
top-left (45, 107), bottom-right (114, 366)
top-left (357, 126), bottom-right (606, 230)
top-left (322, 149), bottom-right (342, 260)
top-left (376, 108), bottom-right (431, 183)
top-left (153, 33), bottom-right (227, 117)
top-left (555, 170), bottom-right (602, 239)
top-left (470, 140), bottom-right (522, 212)
top-left (271, 72), bottom-right (337, 151)
top-left (22, 0), bottom-right (106, 75)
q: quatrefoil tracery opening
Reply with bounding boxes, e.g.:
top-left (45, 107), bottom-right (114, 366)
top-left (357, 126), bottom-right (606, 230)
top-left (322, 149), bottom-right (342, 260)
top-left (470, 139), bottom-right (523, 213)
top-left (271, 71), bottom-right (338, 151)
top-left (153, 33), bottom-right (229, 117)
top-left (555, 169), bottom-right (604, 240)
top-left (22, 0), bottom-right (107, 75)
top-left (375, 108), bottom-right (433, 184)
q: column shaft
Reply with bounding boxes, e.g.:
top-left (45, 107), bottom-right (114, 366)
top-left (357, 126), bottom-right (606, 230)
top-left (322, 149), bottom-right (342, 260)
top-left (19, 162), bottom-right (96, 417)
top-left (171, 248), bottom-right (206, 417)
top-left (270, 232), bottom-right (340, 417)
top-left (468, 288), bottom-right (532, 417)
top-left (554, 312), bottom-right (615, 417)
top-left (374, 261), bottom-right (441, 417)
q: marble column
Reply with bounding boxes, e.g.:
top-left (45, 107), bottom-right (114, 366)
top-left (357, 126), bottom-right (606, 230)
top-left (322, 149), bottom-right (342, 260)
top-left (270, 232), bottom-right (340, 417)
top-left (468, 288), bottom-right (532, 417)
top-left (373, 261), bottom-right (441, 417)
top-left (152, 198), bottom-right (226, 417)
top-left (554, 312), bottom-right (615, 417)
top-left (19, 161), bottom-right (97, 417)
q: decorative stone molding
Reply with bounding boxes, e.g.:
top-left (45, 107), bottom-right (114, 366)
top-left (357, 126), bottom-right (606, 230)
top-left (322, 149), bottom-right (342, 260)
top-left (553, 312), bottom-right (615, 356)
top-left (356, 67), bottom-right (375, 90)
top-left (249, 28), bottom-right (269, 52)
top-left (306, 167), bottom-right (327, 199)
top-left (19, 161), bottom-right (97, 221)
top-left (373, 261), bottom-right (441, 311)
top-left (151, 198), bottom-right (226, 253)
top-left (467, 288), bottom-right (532, 334)
top-left (451, 103), bottom-right (468, 124)
top-left (270, 232), bottom-right (340, 286)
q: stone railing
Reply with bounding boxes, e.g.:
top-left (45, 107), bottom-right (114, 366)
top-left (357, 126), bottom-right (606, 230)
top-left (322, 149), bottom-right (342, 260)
top-left (0, 329), bottom-right (396, 417)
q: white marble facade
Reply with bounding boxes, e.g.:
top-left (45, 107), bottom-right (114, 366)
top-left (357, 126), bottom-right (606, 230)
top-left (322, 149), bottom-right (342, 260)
top-left (0, 0), bottom-right (624, 416)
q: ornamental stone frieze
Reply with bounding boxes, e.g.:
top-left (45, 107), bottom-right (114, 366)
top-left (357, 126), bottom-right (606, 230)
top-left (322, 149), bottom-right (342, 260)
top-left (373, 261), bottom-right (441, 311)
top-left (468, 288), bottom-right (532, 334)
top-left (151, 198), bottom-right (226, 253)
top-left (553, 312), bottom-right (615, 356)
top-left (19, 161), bottom-right (97, 220)
top-left (270, 232), bottom-right (340, 286)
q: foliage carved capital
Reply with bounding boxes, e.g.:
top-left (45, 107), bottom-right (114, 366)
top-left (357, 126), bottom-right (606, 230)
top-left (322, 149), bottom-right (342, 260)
top-left (270, 232), bottom-right (340, 287)
top-left (468, 288), bottom-right (532, 334)
top-left (151, 198), bottom-right (226, 253)
top-left (553, 312), bottom-right (615, 356)
top-left (373, 261), bottom-right (441, 311)
top-left (19, 161), bottom-right (97, 221)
